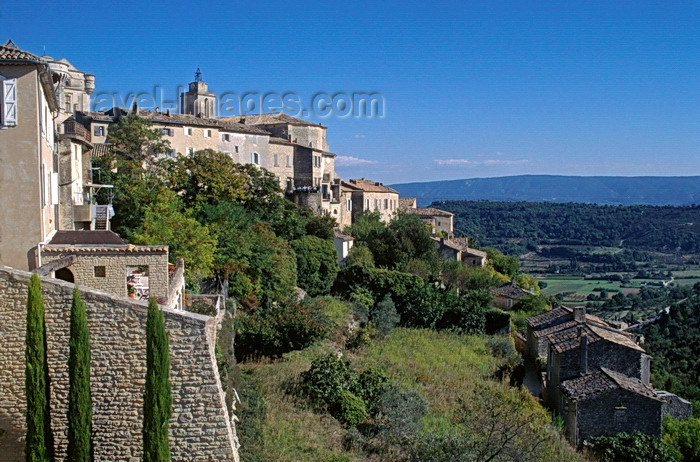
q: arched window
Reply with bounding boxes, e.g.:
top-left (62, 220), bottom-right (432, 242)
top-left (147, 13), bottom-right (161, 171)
top-left (251, 152), bottom-right (260, 165)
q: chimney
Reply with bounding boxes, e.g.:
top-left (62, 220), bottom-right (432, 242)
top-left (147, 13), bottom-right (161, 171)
top-left (580, 332), bottom-right (588, 376)
top-left (574, 306), bottom-right (586, 323)
top-left (166, 108), bottom-right (171, 117)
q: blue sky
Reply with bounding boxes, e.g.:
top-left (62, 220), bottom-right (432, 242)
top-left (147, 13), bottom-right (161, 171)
top-left (3, 0), bottom-right (698, 184)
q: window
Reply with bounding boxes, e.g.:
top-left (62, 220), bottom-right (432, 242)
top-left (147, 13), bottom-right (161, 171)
top-left (251, 152), bottom-right (260, 165)
top-left (93, 125), bottom-right (105, 136)
top-left (384, 199), bottom-right (388, 209)
top-left (64, 94), bottom-right (72, 113)
top-left (366, 199), bottom-right (370, 210)
top-left (167, 149), bottom-right (176, 158)
top-left (160, 127), bottom-right (174, 136)
top-left (0, 77), bottom-right (17, 127)
top-left (286, 155), bottom-right (291, 167)
top-left (184, 127), bottom-right (192, 136)
top-left (186, 147), bottom-right (194, 156)
top-left (94, 266), bottom-right (106, 278)
top-left (204, 129), bottom-right (212, 137)
top-left (614, 407), bottom-right (627, 422)
top-left (222, 133), bottom-right (230, 142)
top-left (235, 146), bottom-right (239, 153)
top-left (346, 199), bottom-right (352, 212)
top-left (313, 156), bottom-right (321, 168)
top-left (274, 154), bottom-right (279, 166)
top-left (374, 199), bottom-right (379, 210)
top-left (507, 299), bottom-right (513, 308)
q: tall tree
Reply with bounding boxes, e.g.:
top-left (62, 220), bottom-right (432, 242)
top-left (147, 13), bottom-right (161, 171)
top-left (66, 287), bottom-right (92, 461)
top-left (25, 272), bottom-right (54, 461)
top-left (142, 299), bottom-right (171, 462)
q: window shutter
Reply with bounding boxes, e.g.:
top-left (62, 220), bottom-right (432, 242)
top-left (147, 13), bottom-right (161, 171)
top-left (2, 79), bottom-right (18, 126)
top-left (51, 172), bottom-right (59, 205)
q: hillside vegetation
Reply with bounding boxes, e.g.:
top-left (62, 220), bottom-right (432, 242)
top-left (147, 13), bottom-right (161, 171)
top-left (390, 175), bottom-right (700, 207)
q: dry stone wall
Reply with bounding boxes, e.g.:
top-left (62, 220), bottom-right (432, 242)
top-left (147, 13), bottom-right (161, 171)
top-left (0, 266), bottom-right (238, 461)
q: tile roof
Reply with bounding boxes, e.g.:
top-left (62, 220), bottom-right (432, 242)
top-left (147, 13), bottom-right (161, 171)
top-left (232, 112), bottom-right (326, 128)
top-left (405, 207), bottom-right (453, 217)
top-left (82, 110), bottom-right (271, 135)
top-left (561, 367), bottom-right (661, 402)
top-left (548, 323), bottom-right (643, 354)
top-left (44, 231), bottom-right (167, 253)
top-left (333, 228), bottom-right (354, 241)
top-left (495, 280), bottom-right (533, 299)
top-left (436, 237), bottom-right (488, 258)
top-left (48, 230), bottom-right (126, 246)
top-left (0, 41), bottom-right (43, 62)
top-left (342, 179), bottom-right (398, 194)
top-left (526, 305), bottom-right (607, 329)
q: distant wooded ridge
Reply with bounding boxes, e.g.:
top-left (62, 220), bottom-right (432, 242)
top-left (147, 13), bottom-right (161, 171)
top-left (390, 175), bottom-right (700, 207)
top-left (432, 200), bottom-right (700, 254)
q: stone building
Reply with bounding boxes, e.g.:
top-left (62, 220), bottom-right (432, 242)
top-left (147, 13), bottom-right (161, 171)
top-left (0, 41), bottom-right (59, 270)
top-left (524, 305), bottom-right (692, 446)
top-left (492, 279), bottom-right (534, 310)
top-left (341, 178), bottom-right (399, 223)
top-left (434, 237), bottom-right (488, 267)
top-left (560, 367), bottom-right (691, 446)
top-left (399, 198), bottom-right (454, 236)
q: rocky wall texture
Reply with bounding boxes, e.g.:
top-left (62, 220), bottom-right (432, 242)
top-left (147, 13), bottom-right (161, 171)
top-left (0, 266), bottom-right (238, 461)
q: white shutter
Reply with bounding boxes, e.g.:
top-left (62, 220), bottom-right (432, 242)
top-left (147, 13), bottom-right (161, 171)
top-left (2, 79), bottom-right (17, 126)
top-left (51, 172), bottom-right (59, 205)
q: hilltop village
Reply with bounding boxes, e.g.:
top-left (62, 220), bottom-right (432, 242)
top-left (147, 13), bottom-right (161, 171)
top-left (0, 40), bottom-right (693, 461)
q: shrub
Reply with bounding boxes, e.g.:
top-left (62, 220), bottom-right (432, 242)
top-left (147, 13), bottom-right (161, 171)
top-left (374, 385), bottom-right (428, 443)
top-left (331, 390), bottom-right (368, 427)
top-left (485, 309), bottom-right (511, 335)
top-left (301, 354), bottom-right (358, 406)
top-left (370, 294), bottom-right (400, 337)
top-left (355, 367), bottom-right (389, 415)
top-left (591, 431), bottom-right (681, 462)
top-left (187, 298), bottom-right (217, 316)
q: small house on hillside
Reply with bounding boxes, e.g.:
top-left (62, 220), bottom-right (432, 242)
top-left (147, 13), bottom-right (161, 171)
top-left (434, 237), bottom-right (487, 266)
top-left (492, 279), bottom-right (533, 309)
top-left (398, 198), bottom-right (454, 236)
top-left (560, 367), bottom-right (691, 446)
top-left (525, 306), bottom-right (608, 359)
top-left (333, 228), bottom-right (354, 267)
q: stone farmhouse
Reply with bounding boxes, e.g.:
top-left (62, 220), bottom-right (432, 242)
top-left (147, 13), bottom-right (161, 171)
top-left (398, 197), bottom-right (454, 236)
top-left (492, 279), bottom-right (534, 310)
top-left (434, 237), bottom-right (488, 267)
top-left (524, 305), bottom-right (691, 446)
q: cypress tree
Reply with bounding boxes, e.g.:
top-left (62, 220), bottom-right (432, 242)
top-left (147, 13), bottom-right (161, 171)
top-left (142, 298), bottom-right (171, 461)
top-left (25, 273), bottom-right (53, 461)
top-left (66, 287), bottom-right (92, 461)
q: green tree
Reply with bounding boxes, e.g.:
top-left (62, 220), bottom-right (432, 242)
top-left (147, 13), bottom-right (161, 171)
top-left (370, 294), bottom-right (400, 337)
top-left (291, 235), bottom-right (339, 297)
top-left (484, 247), bottom-right (520, 278)
top-left (25, 273), bottom-right (54, 462)
top-left (66, 287), bottom-right (92, 462)
top-left (96, 112), bottom-right (171, 237)
top-left (592, 431), bottom-right (680, 462)
top-left (132, 188), bottom-right (216, 285)
top-left (345, 246), bottom-right (375, 268)
top-left (663, 416), bottom-right (700, 462)
top-left (143, 299), bottom-right (171, 462)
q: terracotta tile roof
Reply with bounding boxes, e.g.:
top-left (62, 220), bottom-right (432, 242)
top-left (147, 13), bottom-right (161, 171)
top-left (561, 367), bottom-right (662, 402)
top-left (232, 112), bottom-right (326, 128)
top-left (342, 179), bottom-right (398, 194)
top-left (405, 207), bottom-right (453, 217)
top-left (90, 143), bottom-right (113, 157)
top-left (526, 305), bottom-right (607, 329)
top-left (548, 323), bottom-right (644, 354)
top-left (0, 41), bottom-right (43, 62)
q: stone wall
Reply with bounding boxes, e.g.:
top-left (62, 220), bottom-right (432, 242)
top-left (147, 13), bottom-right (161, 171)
top-left (41, 250), bottom-right (169, 300)
top-left (0, 266), bottom-right (238, 461)
top-left (570, 388), bottom-right (663, 445)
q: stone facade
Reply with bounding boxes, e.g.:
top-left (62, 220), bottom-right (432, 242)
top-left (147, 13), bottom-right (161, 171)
top-left (41, 248), bottom-right (170, 300)
top-left (0, 266), bottom-right (238, 461)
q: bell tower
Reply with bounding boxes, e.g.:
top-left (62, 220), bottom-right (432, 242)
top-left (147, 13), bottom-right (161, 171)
top-left (180, 68), bottom-right (216, 117)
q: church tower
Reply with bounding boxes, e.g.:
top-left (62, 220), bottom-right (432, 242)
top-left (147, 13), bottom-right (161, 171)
top-left (180, 68), bottom-right (216, 118)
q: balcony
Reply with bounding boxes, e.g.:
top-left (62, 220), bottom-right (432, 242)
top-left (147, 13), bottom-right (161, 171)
top-left (63, 120), bottom-right (91, 143)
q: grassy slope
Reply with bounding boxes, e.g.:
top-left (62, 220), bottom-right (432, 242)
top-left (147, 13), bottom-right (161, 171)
top-left (238, 328), bottom-right (581, 461)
